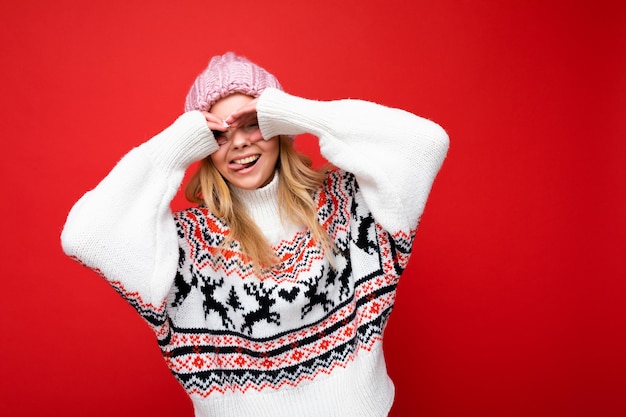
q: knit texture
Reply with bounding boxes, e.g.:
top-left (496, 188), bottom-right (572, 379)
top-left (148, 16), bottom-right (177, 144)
top-left (62, 88), bottom-right (449, 417)
top-left (185, 52), bottom-right (283, 112)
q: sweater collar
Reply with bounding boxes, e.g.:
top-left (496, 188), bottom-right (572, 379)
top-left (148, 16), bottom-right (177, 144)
top-left (230, 171), bottom-right (280, 222)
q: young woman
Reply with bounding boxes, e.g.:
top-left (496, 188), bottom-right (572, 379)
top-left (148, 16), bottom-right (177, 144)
top-left (62, 52), bottom-right (449, 417)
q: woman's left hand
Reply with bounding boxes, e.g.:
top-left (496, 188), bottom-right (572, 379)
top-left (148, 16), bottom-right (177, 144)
top-left (224, 98), bottom-right (259, 130)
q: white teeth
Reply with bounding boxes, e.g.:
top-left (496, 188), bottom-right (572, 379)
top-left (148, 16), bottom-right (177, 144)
top-left (233, 155), bottom-right (259, 165)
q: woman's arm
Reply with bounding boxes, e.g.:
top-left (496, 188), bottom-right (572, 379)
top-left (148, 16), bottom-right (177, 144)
top-left (254, 88), bottom-right (449, 234)
top-left (61, 111), bottom-right (218, 306)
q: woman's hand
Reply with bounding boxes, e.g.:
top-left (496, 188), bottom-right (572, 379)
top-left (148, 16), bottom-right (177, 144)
top-left (224, 98), bottom-right (259, 131)
top-left (203, 98), bottom-right (264, 144)
top-left (201, 111), bottom-right (229, 139)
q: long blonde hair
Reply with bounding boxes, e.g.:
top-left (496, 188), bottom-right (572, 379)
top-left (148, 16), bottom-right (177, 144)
top-left (184, 136), bottom-right (334, 270)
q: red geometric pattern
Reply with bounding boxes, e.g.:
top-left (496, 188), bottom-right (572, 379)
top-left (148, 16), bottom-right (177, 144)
top-left (102, 169), bottom-right (416, 397)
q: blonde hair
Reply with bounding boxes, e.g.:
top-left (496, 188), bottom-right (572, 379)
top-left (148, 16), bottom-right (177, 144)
top-left (184, 136), bottom-right (334, 271)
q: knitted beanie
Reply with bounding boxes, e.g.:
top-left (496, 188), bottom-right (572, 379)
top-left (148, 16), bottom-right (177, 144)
top-left (184, 52), bottom-right (283, 112)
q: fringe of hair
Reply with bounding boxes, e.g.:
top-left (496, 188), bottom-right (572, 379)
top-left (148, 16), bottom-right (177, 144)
top-left (184, 136), bottom-right (334, 272)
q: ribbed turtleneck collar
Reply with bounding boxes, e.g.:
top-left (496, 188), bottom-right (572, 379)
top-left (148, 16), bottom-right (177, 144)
top-left (229, 172), bottom-right (304, 245)
top-left (230, 171), bottom-right (281, 222)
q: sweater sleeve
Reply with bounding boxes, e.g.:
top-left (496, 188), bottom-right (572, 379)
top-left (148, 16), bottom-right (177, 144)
top-left (61, 111), bottom-right (218, 306)
top-left (256, 88), bottom-right (449, 234)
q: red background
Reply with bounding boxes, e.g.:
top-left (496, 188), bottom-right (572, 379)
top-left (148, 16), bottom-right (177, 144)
top-left (2, 1), bottom-right (625, 416)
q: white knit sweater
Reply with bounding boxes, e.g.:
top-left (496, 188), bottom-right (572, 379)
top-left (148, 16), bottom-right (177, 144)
top-left (62, 88), bottom-right (448, 417)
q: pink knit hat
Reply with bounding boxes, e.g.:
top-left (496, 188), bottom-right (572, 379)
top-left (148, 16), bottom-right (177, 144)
top-left (184, 52), bottom-right (283, 112)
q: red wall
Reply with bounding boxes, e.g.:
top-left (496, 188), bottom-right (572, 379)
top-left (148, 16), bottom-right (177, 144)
top-left (2, 1), bottom-right (625, 416)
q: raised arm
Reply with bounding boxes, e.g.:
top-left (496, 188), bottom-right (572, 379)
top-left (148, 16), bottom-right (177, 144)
top-left (255, 88), bottom-right (449, 234)
top-left (61, 111), bottom-right (218, 305)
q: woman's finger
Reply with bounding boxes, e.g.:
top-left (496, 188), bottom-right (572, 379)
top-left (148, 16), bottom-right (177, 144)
top-left (225, 99), bottom-right (258, 128)
top-left (249, 129), bottom-right (264, 143)
top-left (201, 111), bottom-right (229, 132)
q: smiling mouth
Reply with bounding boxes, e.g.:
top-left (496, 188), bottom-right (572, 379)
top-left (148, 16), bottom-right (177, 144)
top-left (232, 154), bottom-right (260, 169)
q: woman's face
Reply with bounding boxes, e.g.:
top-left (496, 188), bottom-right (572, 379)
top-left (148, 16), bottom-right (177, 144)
top-left (209, 94), bottom-right (279, 190)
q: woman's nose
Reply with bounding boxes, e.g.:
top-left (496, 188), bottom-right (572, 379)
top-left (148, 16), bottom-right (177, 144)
top-left (229, 128), bottom-right (251, 148)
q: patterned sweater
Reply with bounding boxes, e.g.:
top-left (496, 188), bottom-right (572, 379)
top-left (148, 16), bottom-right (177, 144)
top-left (61, 88), bottom-right (449, 417)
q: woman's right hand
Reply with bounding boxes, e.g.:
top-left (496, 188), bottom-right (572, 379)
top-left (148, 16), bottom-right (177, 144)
top-left (201, 111), bottom-right (229, 140)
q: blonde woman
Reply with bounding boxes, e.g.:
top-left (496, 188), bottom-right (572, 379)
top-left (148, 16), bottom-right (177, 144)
top-left (62, 52), bottom-right (449, 417)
